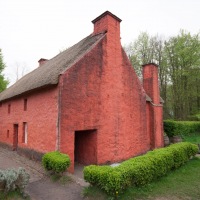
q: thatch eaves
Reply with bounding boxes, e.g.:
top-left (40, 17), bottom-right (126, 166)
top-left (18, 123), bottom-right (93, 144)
top-left (0, 33), bottom-right (106, 102)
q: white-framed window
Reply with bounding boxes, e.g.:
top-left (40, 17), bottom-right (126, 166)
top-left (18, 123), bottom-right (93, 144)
top-left (22, 122), bottom-right (28, 144)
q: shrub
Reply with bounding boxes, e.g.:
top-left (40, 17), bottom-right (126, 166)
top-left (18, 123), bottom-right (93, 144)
top-left (188, 113), bottom-right (200, 121)
top-left (84, 142), bottom-right (198, 196)
top-left (42, 151), bottom-right (70, 174)
top-left (164, 120), bottom-right (200, 137)
top-left (0, 168), bottom-right (29, 194)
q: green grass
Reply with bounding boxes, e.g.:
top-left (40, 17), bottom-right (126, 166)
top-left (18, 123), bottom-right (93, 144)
top-left (50, 174), bottom-right (72, 185)
top-left (83, 157), bottom-right (200, 200)
top-left (0, 190), bottom-right (30, 200)
top-left (59, 175), bottom-right (72, 185)
top-left (182, 133), bottom-right (200, 144)
top-left (83, 186), bottom-right (108, 200)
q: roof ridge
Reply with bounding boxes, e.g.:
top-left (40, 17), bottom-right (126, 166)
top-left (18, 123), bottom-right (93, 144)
top-left (60, 33), bottom-right (106, 75)
top-left (0, 33), bottom-right (106, 102)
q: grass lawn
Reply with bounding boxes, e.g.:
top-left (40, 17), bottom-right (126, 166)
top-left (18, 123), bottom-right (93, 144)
top-left (84, 156), bottom-right (200, 200)
top-left (182, 133), bottom-right (200, 144)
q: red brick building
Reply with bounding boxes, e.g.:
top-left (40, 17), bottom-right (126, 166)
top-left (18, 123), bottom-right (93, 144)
top-left (0, 11), bottom-right (164, 172)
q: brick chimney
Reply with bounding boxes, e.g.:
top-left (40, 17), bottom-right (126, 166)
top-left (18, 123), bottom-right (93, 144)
top-left (38, 58), bottom-right (48, 67)
top-left (91, 11), bottom-right (122, 70)
top-left (142, 63), bottom-right (160, 104)
top-left (92, 11), bottom-right (121, 45)
top-left (142, 63), bottom-right (164, 149)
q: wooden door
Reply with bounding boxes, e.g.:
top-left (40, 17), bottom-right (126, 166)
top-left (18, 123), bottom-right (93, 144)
top-left (13, 124), bottom-right (18, 151)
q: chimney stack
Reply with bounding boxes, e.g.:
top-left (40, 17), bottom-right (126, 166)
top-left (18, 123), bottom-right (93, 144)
top-left (142, 63), bottom-right (160, 104)
top-left (38, 58), bottom-right (48, 67)
top-left (142, 63), bottom-right (164, 149)
top-left (92, 11), bottom-right (121, 44)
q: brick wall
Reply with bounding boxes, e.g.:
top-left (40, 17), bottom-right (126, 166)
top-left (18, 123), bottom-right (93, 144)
top-left (59, 12), bottom-right (150, 172)
top-left (0, 87), bottom-right (58, 152)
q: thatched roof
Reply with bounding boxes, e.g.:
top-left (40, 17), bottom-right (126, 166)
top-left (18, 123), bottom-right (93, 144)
top-left (0, 33), bottom-right (106, 102)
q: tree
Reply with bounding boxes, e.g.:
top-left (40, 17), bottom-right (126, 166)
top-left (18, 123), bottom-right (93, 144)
top-left (124, 32), bottom-right (151, 78)
top-left (0, 49), bottom-right (9, 92)
top-left (125, 30), bottom-right (200, 120)
top-left (165, 30), bottom-right (200, 119)
top-left (125, 32), bottom-right (169, 118)
top-left (14, 62), bottom-right (29, 82)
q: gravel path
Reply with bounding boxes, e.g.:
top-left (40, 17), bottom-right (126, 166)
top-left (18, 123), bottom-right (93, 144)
top-left (0, 146), bottom-right (85, 200)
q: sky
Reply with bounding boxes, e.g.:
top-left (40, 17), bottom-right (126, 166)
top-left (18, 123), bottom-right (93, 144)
top-left (0, 0), bottom-right (200, 85)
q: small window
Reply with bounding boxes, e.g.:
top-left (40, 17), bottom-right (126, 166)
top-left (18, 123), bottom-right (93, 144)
top-left (7, 130), bottom-right (9, 138)
top-left (22, 122), bottom-right (28, 144)
top-left (24, 99), bottom-right (27, 111)
top-left (8, 104), bottom-right (11, 114)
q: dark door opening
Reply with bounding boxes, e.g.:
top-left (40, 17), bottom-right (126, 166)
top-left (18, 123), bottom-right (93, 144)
top-left (13, 124), bottom-right (18, 151)
top-left (74, 129), bottom-right (97, 165)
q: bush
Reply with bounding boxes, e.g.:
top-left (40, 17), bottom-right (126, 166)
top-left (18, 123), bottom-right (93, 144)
top-left (84, 142), bottom-right (198, 196)
top-left (164, 120), bottom-right (200, 137)
top-left (0, 168), bottom-right (29, 194)
top-left (188, 113), bottom-right (200, 121)
top-left (42, 151), bottom-right (70, 174)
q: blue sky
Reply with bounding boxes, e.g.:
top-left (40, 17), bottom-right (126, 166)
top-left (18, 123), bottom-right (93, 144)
top-left (0, 0), bottom-right (199, 85)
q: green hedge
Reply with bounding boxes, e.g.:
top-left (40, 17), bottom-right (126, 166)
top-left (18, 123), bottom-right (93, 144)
top-left (84, 142), bottom-right (198, 196)
top-left (164, 120), bottom-right (200, 137)
top-left (42, 151), bottom-right (70, 174)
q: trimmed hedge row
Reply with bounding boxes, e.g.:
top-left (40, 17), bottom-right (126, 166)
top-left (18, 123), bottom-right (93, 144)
top-left (42, 151), bottom-right (70, 174)
top-left (164, 120), bottom-right (200, 137)
top-left (84, 142), bottom-right (198, 196)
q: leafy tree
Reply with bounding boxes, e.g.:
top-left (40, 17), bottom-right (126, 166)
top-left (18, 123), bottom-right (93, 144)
top-left (0, 49), bottom-right (9, 92)
top-left (125, 32), bottom-right (151, 78)
top-left (125, 30), bottom-right (200, 120)
top-left (125, 32), bottom-right (169, 118)
top-left (165, 30), bottom-right (200, 119)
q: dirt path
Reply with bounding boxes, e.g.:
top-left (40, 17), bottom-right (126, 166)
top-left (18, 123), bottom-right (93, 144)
top-left (27, 178), bottom-right (83, 200)
top-left (0, 146), bottom-right (85, 200)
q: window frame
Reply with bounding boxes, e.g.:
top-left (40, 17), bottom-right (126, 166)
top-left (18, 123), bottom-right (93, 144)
top-left (22, 122), bottom-right (28, 144)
